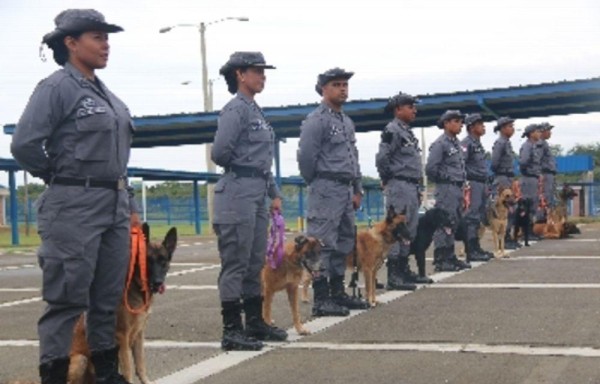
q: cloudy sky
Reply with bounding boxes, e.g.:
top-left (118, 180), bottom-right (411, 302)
top-left (1, 0), bottom-right (599, 186)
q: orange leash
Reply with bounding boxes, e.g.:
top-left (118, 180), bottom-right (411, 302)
top-left (463, 183), bottom-right (471, 211)
top-left (123, 226), bottom-right (150, 314)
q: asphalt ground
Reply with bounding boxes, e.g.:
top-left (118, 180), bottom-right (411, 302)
top-left (1, 224), bottom-right (599, 384)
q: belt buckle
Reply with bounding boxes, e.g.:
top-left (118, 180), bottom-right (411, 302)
top-left (117, 178), bottom-right (126, 190)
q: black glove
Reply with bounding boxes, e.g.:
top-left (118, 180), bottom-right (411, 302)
top-left (380, 129), bottom-right (394, 144)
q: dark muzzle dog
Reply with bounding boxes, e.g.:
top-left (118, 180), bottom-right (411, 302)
top-left (411, 207), bottom-right (453, 278)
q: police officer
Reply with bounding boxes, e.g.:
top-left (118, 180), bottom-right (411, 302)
top-left (539, 122), bottom-right (557, 215)
top-left (11, 9), bottom-right (136, 384)
top-left (297, 67), bottom-right (369, 316)
top-left (212, 52), bottom-right (288, 350)
top-left (375, 92), bottom-right (431, 289)
top-left (491, 116), bottom-right (521, 249)
top-left (519, 123), bottom-right (543, 238)
top-left (426, 110), bottom-right (471, 271)
top-left (461, 114), bottom-right (493, 261)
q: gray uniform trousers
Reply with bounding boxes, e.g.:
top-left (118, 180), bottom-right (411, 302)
top-left (433, 183), bottom-right (463, 249)
top-left (542, 173), bottom-right (556, 208)
top-left (307, 179), bottom-right (355, 278)
top-left (521, 176), bottom-right (540, 212)
top-left (213, 174), bottom-right (269, 301)
top-left (384, 179), bottom-right (419, 261)
top-left (464, 181), bottom-right (487, 240)
top-left (37, 185), bottom-right (129, 364)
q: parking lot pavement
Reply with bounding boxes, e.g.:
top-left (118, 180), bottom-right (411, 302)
top-left (1, 223), bottom-right (599, 384)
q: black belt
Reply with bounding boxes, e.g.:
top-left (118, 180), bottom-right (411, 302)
top-left (316, 172), bottom-right (354, 186)
top-left (392, 175), bottom-right (422, 185)
top-left (495, 172), bottom-right (515, 177)
top-left (467, 175), bottom-right (487, 183)
top-left (226, 165), bottom-right (269, 180)
top-left (521, 173), bottom-right (540, 178)
top-left (542, 170), bottom-right (557, 175)
top-left (51, 176), bottom-right (126, 190)
top-left (437, 180), bottom-right (464, 187)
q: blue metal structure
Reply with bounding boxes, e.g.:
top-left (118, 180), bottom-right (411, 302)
top-left (5, 77), bottom-right (600, 147)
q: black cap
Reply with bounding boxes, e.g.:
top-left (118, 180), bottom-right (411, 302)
top-left (465, 113), bottom-right (484, 128)
top-left (493, 116), bottom-right (515, 133)
top-left (384, 92), bottom-right (419, 114)
top-left (436, 110), bottom-right (464, 129)
top-left (219, 51), bottom-right (276, 76)
top-left (42, 9), bottom-right (123, 46)
top-left (521, 123), bottom-right (541, 138)
top-left (315, 67), bottom-right (354, 96)
top-left (539, 122), bottom-right (554, 131)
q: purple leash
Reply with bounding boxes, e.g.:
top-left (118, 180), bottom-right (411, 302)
top-left (266, 209), bottom-right (285, 269)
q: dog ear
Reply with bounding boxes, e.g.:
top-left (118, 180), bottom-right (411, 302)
top-left (387, 205), bottom-right (396, 223)
top-left (142, 223), bottom-right (150, 244)
top-left (162, 227), bottom-right (178, 257)
top-left (400, 206), bottom-right (407, 215)
top-left (295, 235), bottom-right (308, 251)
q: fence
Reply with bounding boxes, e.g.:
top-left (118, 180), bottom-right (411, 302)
top-left (6, 183), bottom-right (597, 229)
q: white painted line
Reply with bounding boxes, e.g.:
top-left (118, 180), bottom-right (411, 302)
top-left (193, 242), bottom-right (203, 246)
top-left (563, 239), bottom-right (599, 242)
top-left (0, 288), bottom-right (39, 292)
top-left (167, 264), bottom-right (220, 277)
top-left (0, 340), bottom-right (39, 347)
top-left (283, 341), bottom-right (600, 358)
top-left (170, 262), bottom-right (212, 267)
top-left (0, 264), bottom-right (36, 272)
top-left (167, 285), bottom-right (218, 291)
top-left (156, 348), bottom-right (273, 384)
top-left (504, 256), bottom-right (600, 260)
top-left (0, 297), bottom-right (42, 309)
top-left (431, 283), bottom-right (600, 289)
top-left (179, 244), bottom-right (191, 247)
top-left (145, 340), bottom-right (221, 348)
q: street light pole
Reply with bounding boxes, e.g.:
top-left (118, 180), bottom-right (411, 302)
top-left (160, 17), bottom-right (248, 233)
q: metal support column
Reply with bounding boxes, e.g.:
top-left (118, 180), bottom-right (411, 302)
top-left (9, 170), bottom-right (19, 245)
top-left (193, 180), bottom-right (201, 234)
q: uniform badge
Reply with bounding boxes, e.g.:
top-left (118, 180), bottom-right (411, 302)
top-left (77, 97), bottom-right (107, 117)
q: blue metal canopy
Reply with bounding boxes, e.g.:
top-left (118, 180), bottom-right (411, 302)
top-left (4, 77), bottom-right (600, 148)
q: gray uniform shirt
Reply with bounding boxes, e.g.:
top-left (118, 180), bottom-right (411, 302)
top-left (12, 62), bottom-right (133, 181)
top-left (211, 93), bottom-right (280, 199)
top-left (519, 140), bottom-right (542, 177)
top-left (375, 118), bottom-right (422, 183)
top-left (297, 102), bottom-right (362, 195)
top-left (461, 134), bottom-right (487, 180)
top-left (491, 136), bottom-right (515, 176)
top-left (426, 133), bottom-right (465, 183)
top-left (539, 139), bottom-right (557, 174)
top-left (12, 62), bottom-right (137, 211)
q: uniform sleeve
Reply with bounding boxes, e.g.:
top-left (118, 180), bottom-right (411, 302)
top-left (519, 143), bottom-right (530, 170)
top-left (375, 141), bottom-right (392, 183)
top-left (297, 116), bottom-right (322, 183)
top-left (426, 141), bottom-right (444, 182)
top-left (351, 130), bottom-right (363, 196)
top-left (11, 81), bottom-right (62, 180)
top-left (490, 141), bottom-right (502, 173)
top-left (211, 105), bottom-right (246, 167)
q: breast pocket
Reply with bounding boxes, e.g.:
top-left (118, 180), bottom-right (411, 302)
top-left (75, 112), bottom-right (115, 161)
top-left (248, 129), bottom-right (272, 143)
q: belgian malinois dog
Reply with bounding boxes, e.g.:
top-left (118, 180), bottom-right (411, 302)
top-left (345, 206), bottom-right (411, 307)
top-left (262, 235), bottom-right (322, 335)
top-left (68, 223), bottom-right (177, 384)
top-left (486, 186), bottom-right (514, 257)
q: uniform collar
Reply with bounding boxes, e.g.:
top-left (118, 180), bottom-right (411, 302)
top-left (236, 92), bottom-right (254, 105)
top-left (319, 101), bottom-right (344, 116)
top-left (468, 134), bottom-right (481, 142)
top-left (444, 132), bottom-right (458, 142)
top-left (63, 62), bottom-right (110, 101)
top-left (394, 118), bottom-right (410, 130)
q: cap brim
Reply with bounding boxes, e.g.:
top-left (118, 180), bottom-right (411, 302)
top-left (250, 64), bottom-right (276, 69)
top-left (43, 22), bottom-right (123, 45)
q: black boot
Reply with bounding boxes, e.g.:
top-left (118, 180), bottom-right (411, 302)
top-left (404, 260), bottom-right (434, 284)
top-left (466, 239), bottom-right (490, 262)
top-left (243, 296), bottom-right (288, 341)
top-left (39, 357), bottom-right (69, 384)
top-left (330, 275), bottom-right (370, 309)
top-left (474, 237), bottom-right (494, 259)
top-left (433, 247), bottom-right (459, 272)
top-left (221, 300), bottom-right (263, 351)
top-left (91, 346), bottom-right (132, 384)
top-left (312, 277), bottom-right (350, 317)
top-left (447, 247), bottom-right (471, 270)
top-left (386, 259), bottom-right (417, 290)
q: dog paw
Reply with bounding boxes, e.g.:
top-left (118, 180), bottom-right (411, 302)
top-left (297, 327), bottom-right (311, 335)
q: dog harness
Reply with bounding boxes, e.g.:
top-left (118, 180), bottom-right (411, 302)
top-left (266, 209), bottom-right (286, 269)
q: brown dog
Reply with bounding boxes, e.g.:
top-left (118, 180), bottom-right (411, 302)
top-left (486, 186), bottom-right (514, 258)
top-left (262, 235), bottom-right (322, 335)
top-left (345, 206), bottom-right (410, 307)
top-left (68, 224), bottom-right (177, 384)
